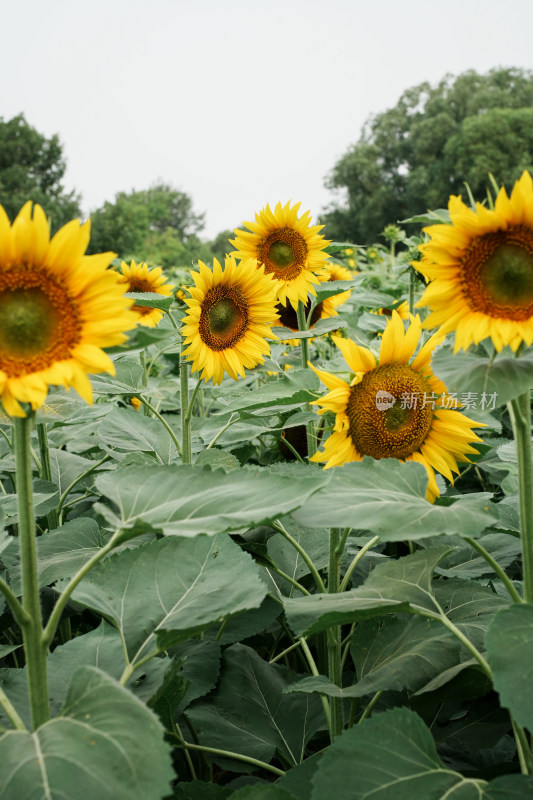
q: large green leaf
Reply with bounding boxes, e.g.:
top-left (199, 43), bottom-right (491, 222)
top-left (291, 459), bottom-right (496, 540)
top-left (309, 707), bottom-right (533, 799)
top-left (70, 534), bottom-right (267, 664)
top-left (188, 644), bottom-right (324, 771)
top-left (430, 533), bottom-right (522, 579)
top-left (229, 787), bottom-right (298, 800)
top-left (285, 548), bottom-right (453, 637)
top-left (215, 370), bottom-right (320, 414)
top-left (431, 347), bottom-right (533, 407)
top-left (486, 605), bottom-right (533, 731)
top-left (90, 358), bottom-right (146, 394)
top-left (435, 579), bottom-right (510, 650)
top-left (2, 479), bottom-right (59, 523)
top-left (0, 667), bottom-right (173, 800)
top-left (97, 407), bottom-right (179, 463)
top-left (94, 463), bottom-right (325, 537)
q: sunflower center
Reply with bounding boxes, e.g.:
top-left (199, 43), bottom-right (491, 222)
top-left (0, 268), bottom-right (82, 378)
top-left (199, 286), bottom-right (249, 350)
top-left (346, 364), bottom-right (433, 460)
top-left (276, 299), bottom-right (323, 331)
top-left (461, 226), bottom-right (533, 320)
top-left (259, 228), bottom-right (308, 281)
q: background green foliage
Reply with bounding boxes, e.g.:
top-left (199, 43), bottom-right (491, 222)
top-left (322, 67), bottom-right (533, 243)
top-left (0, 114), bottom-right (81, 230)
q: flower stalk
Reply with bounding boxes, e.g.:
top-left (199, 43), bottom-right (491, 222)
top-left (508, 391), bottom-right (533, 603)
top-left (296, 300), bottom-right (316, 460)
top-left (327, 527), bottom-right (344, 740)
top-left (14, 414), bottom-right (50, 729)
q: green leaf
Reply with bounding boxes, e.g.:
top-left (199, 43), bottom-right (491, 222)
top-left (486, 604), bottom-right (533, 730)
top-left (90, 358), bottom-right (146, 394)
top-left (324, 242), bottom-right (358, 254)
top-left (188, 644), bottom-right (324, 771)
top-left (266, 519), bottom-right (330, 591)
top-left (216, 371), bottom-right (320, 414)
top-left (313, 279), bottom-right (361, 303)
top-left (171, 640), bottom-right (222, 714)
top-left (272, 316), bottom-right (347, 340)
top-left (94, 463), bottom-right (325, 537)
top-left (174, 782), bottom-right (231, 799)
top-left (207, 596), bottom-right (281, 646)
top-left (433, 533), bottom-right (522, 579)
top-left (70, 535), bottom-right (267, 663)
top-left (8, 518), bottom-right (107, 593)
top-left (285, 547), bottom-right (452, 637)
top-left (2, 479), bottom-right (59, 522)
top-left (431, 347), bottom-right (533, 407)
top-left (309, 707), bottom-right (497, 799)
top-left (229, 787), bottom-right (298, 799)
top-left (291, 459), bottom-right (495, 540)
top-left (0, 667), bottom-right (173, 800)
top-left (436, 579), bottom-right (510, 650)
top-left (97, 407), bottom-right (179, 463)
top-left (194, 449), bottom-right (241, 471)
top-left (125, 290), bottom-right (174, 311)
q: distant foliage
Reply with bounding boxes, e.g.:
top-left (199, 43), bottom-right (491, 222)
top-left (323, 67), bottom-right (533, 243)
top-left (0, 114), bottom-right (81, 230)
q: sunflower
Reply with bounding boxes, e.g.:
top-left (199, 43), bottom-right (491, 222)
top-left (309, 312), bottom-right (484, 501)
top-left (415, 171), bottom-right (533, 352)
top-left (181, 256), bottom-right (279, 384)
top-left (117, 260), bottom-right (174, 327)
top-left (230, 201), bottom-right (330, 310)
top-left (277, 262), bottom-right (353, 345)
top-left (0, 202), bottom-right (137, 417)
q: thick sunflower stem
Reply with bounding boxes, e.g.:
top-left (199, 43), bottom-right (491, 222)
top-left (296, 300), bottom-right (316, 460)
top-left (508, 391), bottom-right (533, 603)
top-left (180, 336), bottom-right (192, 464)
top-left (14, 414), bottom-right (50, 729)
top-left (327, 527), bottom-right (344, 741)
top-left (36, 423), bottom-right (59, 531)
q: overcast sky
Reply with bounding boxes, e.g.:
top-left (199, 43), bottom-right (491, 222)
top-left (2, 0), bottom-right (532, 238)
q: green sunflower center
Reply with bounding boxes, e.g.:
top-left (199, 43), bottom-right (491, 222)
top-left (199, 286), bottom-right (249, 350)
top-left (268, 242), bottom-right (294, 270)
top-left (258, 228), bottom-right (308, 281)
top-left (461, 226), bottom-right (533, 320)
top-left (0, 269), bottom-right (81, 378)
top-left (346, 364), bottom-right (434, 459)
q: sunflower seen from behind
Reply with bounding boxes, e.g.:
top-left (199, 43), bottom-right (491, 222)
top-left (310, 312), bottom-right (484, 501)
top-left (0, 202), bottom-right (137, 417)
top-left (181, 256), bottom-right (278, 384)
top-left (118, 260), bottom-right (174, 327)
top-left (230, 201), bottom-right (330, 310)
top-left (415, 171), bottom-right (533, 352)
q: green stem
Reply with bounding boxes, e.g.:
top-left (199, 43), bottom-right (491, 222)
top-left (36, 423), bottom-right (58, 531)
top-left (299, 636), bottom-right (332, 732)
top-left (137, 396), bottom-right (182, 459)
top-left (296, 300), bottom-right (316, 459)
top-left (42, 530), bottom-right (123, 649)
top-left (465, 536), bottom-right (523, 604)
top-left (358, 690), bottom-right (383, 724)
top-left (512, 719), bottom-right (533, 775)
top-left (0, 685), bottom-right (27, 731)
top-left (56, 454), bottom-right (111, 524)
top-left (408, 267), bottom-right (416, 315)
top-left (271, 520), bottom-right (326, 593)
top-left (184, 377), bottom-right (203, 428)
top-left (0, 576), bottom-right (30, 628)
top-left (174, 739), bottom-right (286, 777)
top-left (279, 434), bottom-right (306, 464)
top-left (339, 536), bottom-right (380, 592)
top-left (268, 566), bottom-right (310, 596)
top-left (436, 610), bottom-right (492, 677)
top-left (180, 337), bottom-right (192, 464)
top-left (14, 415), bottom-right (50, 729)
top-left (327, 528), bottom-right (343, 740)
top-left (205, 413), bottom-right (237, 450)
top-left (508, 392), bottom-right (533, 603)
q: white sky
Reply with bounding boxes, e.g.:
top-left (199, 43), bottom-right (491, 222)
top-left (2, 0), bottom-right (532, 238)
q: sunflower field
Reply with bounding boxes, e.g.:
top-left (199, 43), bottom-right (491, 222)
top-left (1, 178), bottom-right (533, 799)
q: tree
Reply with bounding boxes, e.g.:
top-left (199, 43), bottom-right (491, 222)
top-left (0, 114), bottom-right (81, 229)
top-left (323, 68), bottom-right (533, 244)
top-left (87, 183), bottom-right (205, 262)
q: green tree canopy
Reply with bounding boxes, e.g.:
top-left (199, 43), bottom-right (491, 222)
top-left (0, 114), bottom-right (81, 230)
top-left (323, 67), bottom-right (533, 244)
top-left (87, 183), bottom-right (206, 265)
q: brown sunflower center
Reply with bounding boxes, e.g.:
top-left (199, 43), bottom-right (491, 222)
top-left (258, 228), bottom-right (308, 281)
top-left (461, 226), bottom-right (533, 320)
top-left (346, 364), bottom-right (433, 459)
top-left (199, 286), bottom-right (249, 350)
top-left (276, 298), bottom-right (323, 331)
top-left (126, 277), bottom-right (159, 317)
top-left (0, 268), bottom-right (82, 378)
